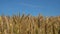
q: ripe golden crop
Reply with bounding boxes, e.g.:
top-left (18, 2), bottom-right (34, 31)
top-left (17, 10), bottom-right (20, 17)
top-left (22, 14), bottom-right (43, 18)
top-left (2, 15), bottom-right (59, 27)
top-left (0, 15), bottom-right (60, 34)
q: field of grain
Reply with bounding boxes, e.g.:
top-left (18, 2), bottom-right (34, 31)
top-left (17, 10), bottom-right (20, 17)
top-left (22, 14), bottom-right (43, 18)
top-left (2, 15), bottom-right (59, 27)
top-left (0, 14), bottom-right (60, 34)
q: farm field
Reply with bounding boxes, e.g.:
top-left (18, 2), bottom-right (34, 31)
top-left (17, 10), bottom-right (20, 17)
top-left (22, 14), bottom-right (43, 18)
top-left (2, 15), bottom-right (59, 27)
top-left (0, 14), bottom-right (60, 34)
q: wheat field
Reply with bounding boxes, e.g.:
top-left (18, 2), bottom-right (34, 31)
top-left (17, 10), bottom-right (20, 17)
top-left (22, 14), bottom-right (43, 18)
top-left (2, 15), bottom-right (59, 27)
top-left (0, 14), bottom-right (60, 34)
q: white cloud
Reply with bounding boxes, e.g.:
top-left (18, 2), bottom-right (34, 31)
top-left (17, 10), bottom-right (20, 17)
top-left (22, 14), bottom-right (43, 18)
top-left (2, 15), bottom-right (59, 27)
top-left (19, 3), bottom-right (44, 8)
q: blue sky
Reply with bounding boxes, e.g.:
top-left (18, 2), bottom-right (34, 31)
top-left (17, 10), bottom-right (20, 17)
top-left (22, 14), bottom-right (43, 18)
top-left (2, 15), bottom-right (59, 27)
top-left (0, 0), bottom-right (60, 16)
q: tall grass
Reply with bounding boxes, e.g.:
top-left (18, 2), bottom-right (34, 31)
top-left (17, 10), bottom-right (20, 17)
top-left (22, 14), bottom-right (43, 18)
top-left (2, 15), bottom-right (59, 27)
top-left (0, 15), bottom-right (60, 34)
